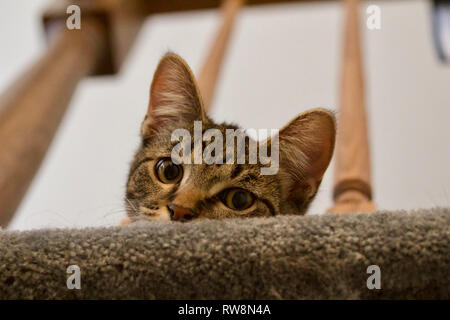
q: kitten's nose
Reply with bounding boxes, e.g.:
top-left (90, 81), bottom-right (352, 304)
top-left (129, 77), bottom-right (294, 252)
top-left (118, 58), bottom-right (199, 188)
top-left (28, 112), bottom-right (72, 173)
top-left (167, 204), bottom-right (197, 222)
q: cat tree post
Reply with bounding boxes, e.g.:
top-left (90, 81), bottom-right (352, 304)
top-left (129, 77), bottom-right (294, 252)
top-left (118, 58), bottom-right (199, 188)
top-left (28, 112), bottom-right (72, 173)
top-left (328, 0), bottom-right (376, 214)
top-left (197, 0), bottom-right (244, 112)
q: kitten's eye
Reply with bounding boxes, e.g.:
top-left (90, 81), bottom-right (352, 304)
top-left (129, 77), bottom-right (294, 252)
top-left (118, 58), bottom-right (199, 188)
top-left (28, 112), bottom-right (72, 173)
top-left (222, 188), bottom-right (255, 211)
top-left (155, 158), bottom-right (183, 184)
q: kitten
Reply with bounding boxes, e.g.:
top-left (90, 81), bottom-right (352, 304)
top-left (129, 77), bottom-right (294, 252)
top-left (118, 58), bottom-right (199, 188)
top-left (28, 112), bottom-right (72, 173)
top-left (125, 53), bottom-right (335, 222)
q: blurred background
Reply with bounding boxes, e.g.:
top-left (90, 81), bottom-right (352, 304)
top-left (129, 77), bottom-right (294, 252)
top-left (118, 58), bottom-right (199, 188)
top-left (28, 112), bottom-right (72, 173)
top-left (0, 0), bottom-right (449, 230)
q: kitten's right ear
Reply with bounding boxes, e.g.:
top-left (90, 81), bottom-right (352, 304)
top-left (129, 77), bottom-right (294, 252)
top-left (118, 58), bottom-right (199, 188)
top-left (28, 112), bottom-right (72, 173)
top-left (141, 53), bottom-right (206, 137)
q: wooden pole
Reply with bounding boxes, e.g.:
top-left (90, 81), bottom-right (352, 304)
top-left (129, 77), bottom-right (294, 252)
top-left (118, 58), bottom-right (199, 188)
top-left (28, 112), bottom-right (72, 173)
top-left (197, 0), bottom-right (244, 112)
top-left (143, 0), bottom-right (332, 15)
top-left (0, 0), bottom-right (146, 228)
top-left (0, 19), bottom-right (107, 228)
top-left (327, 0), bottom-right (376, 213)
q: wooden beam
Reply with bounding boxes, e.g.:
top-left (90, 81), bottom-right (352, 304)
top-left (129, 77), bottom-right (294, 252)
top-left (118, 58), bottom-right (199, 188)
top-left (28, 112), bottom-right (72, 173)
top-left (0, 1), bottom-right (147, 227)
top-left (43, 0), bottom-right (146, 75)
top-left (144, 0), bottom-right (327, 14)
top-left (0, 19), bottom-right (108, 228)
top-left (327, 0), bottom-right (376, 214)
top-left (198, 0), bottom-right (244, 112)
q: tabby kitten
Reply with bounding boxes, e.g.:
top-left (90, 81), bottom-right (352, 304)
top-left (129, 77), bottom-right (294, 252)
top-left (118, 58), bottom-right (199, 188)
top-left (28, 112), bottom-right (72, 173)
top-left (125, 53), bottom-right (335, 222)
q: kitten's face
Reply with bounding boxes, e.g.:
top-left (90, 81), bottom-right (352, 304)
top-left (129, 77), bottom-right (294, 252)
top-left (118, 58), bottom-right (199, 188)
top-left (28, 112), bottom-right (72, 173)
top-left (126, 121), bottom-right (281, 221)
top-left (125, 54), bottom-right (335, 222)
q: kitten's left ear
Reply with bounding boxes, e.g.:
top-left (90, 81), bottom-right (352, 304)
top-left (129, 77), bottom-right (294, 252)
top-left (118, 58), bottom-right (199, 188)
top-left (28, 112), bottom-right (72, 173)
top-left (276, 109), bottom-right (336, 208)
top-left (141, 53), bottom-right (206, 137)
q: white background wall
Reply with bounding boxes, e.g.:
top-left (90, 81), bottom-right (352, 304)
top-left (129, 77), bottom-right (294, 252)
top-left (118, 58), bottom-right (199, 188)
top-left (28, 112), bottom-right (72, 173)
top-left (1, 0), bottom-right (449, 230)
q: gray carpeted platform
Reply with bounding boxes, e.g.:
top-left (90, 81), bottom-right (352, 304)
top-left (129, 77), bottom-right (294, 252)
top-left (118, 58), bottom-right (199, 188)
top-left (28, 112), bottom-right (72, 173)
top-left (0, 207), bottom-right (449, 299)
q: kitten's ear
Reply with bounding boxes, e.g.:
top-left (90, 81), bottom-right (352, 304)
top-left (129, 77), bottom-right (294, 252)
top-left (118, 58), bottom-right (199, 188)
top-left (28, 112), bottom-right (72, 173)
top-left (141, 53), bottom-right (206, 137)
top-left (277, 109), bottom-right (336, 208)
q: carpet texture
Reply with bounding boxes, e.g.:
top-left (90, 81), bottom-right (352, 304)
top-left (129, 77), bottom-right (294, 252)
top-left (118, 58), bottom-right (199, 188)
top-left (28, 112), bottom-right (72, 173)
top-left (0, 207), bottom-right (449, 299)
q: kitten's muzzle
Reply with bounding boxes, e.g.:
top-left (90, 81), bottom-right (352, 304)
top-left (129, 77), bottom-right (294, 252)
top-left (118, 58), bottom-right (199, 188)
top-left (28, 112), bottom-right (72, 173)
top-left (167, 204), bottom-right (197, 222)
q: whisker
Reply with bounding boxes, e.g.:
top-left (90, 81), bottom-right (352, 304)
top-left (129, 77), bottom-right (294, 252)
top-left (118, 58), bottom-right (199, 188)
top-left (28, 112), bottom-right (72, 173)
top-left (101, 209), bottom-right (128, 219)
top-left (125, 198), bottom-right (139, 215)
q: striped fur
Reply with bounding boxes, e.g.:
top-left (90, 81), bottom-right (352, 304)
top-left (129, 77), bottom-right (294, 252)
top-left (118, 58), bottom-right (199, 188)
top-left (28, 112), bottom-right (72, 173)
top-left (126, 54), bottom-right (336, 221)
